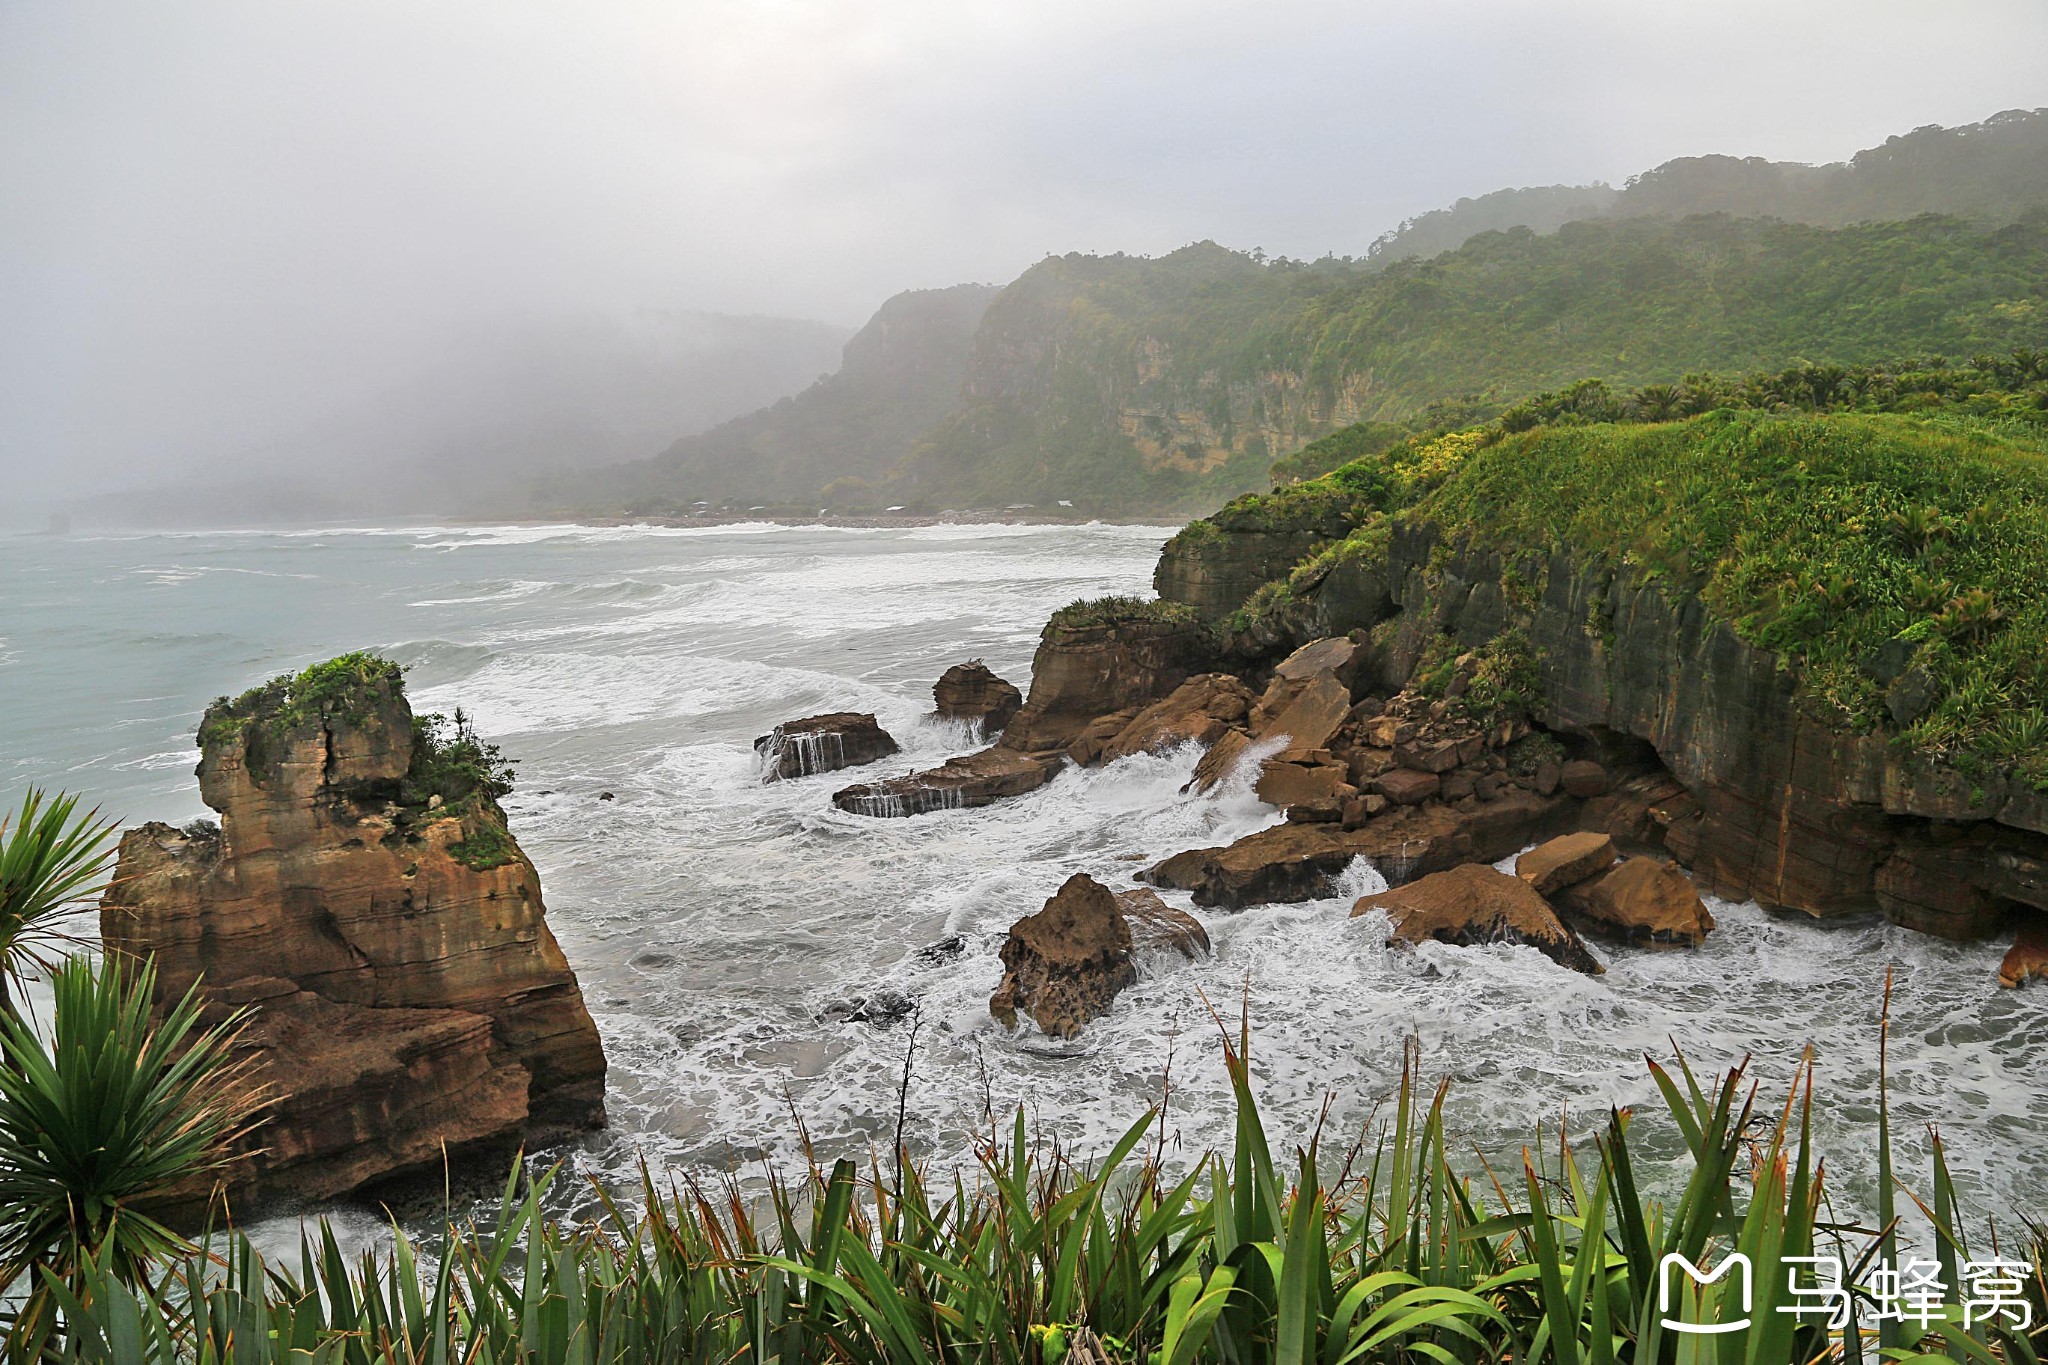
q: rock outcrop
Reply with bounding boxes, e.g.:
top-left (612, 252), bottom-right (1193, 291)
top-left (1554, 857), bottom-right (1717, 948)
top-left (988, 875), bottom-right (1208, 1038)
top-left (1098, 674), bottom-right (1256, 764)
top-left (1147, 789), bottom-right (1574, 909)
top-left (833, 747), bottom-right (1060, 816)
top-left (1515, 831), bottom-right (1618, 896)
top-left (99, 657), bottom-right (606, 1216)
top-left (933, 660), bottom-right (1022, 734)
top-left (1156, 503), bottom-right (2048, 945)
top-left (1355, 864), bottom-right (1603, 976)
top-left (840, 603), bottom-right (1210, 818)
top-left (2001, 916), bottom-right (2048, 989)
top-left (756, 712), bottom-right (900, 779)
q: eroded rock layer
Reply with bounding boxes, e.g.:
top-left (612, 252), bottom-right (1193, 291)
top-left (100, 662), bottom-right (606, 1215)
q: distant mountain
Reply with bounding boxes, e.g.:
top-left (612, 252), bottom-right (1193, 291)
top-left (567, 109), bottom-right (2048, 520)
top-left (569, 283), bottom-right (1000, 514)
top-left (63, 310), bottom-right (851, 528)
top-left (1367, 107), bottom-right (2048, 267)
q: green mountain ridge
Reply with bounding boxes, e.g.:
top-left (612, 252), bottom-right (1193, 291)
top-left (568, 110), bottom-right (2048, 520)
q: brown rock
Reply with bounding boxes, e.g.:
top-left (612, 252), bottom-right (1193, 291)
top-left (1117, 887), bottom-right (1212, 957)
top-left (1256, 758), bottom-right (1349, 808)
top-left (1099, 674), bottom-right (1257, 764)
top-left (1374, 769), bottom-right (1440, 806)
top-left (1555, 857), bottom-right (1716, 947)
top-left (1348, 747), bottom-right (1394, 786)
top-left (1440, 771), bottom-right (1476, 803)
top-left (998, 608), bottom-right (1208, 754)
top-left (1144, 789), bottom-right (1575, 909)
top-left (1356, 864), bottom-right (1603, 975)
top-left (1186, 727), bottom-right (1256, 794)
top-left (989, 876), bottom-right (1208, 1038)
top-left (1340, 795), bottom-right (1372, 830)
top-left (1065, 708), bottom-right (1141, 766)
top-left (1394, 739), bottom-right (1463, 774)
top-left (932, 660), bottom-right (1022, 733)
top-left (755, 712), bottom-right (899, 779)
top-left (1255, 671), bottom-right (1353, 750)
top-left (834, 746), bottom-right (1060, 817)
top-left (1873, 846), bottom-right (2006, 939)
top-left (1516, 831), bottom-right (1618, 896)
top-left (1999, 916), bottom-right (2048, 988)
top-left (1559, 760), bottom-right (1610, 799)
top-left (100, 663), bottom-right (605, 1218)
top-left (1533, 760), bottom-right (1562, 796)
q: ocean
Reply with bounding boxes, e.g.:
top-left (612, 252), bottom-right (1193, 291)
top-left (2, 520), bottom-right (2043, 1232)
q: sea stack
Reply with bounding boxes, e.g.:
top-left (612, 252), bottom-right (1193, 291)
top-left (99, 653), bottom-right (606, 1216)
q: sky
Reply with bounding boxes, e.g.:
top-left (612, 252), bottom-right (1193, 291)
top-left (3, 0), bottom-right (2046, 512)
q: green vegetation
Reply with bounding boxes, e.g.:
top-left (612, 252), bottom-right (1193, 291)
top-left (402, 707), bottom-right (517, 814)
top-left (1191, 363), bottom-right (2048, 781)
top-left (895, 212), bottom-right (2048, 514)
top-left (1046, 596), bottom-right (1201, 632)
top-left (0, 789), bottom-right (117, 1008)
top-left (199, 652), bottom-right (405, 778)
top-left (11, 1020), bottom-right (2043, 1362)
top-left (447, 814), bottom-right (518, 873)
top-left (0, 790), bottom-right (259, 1356)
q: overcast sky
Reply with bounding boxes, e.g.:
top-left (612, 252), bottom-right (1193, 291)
top-left (4, 0), bottom-right (2045, 509)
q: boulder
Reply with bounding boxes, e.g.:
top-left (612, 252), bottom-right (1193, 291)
top-left (1999, 916), bottom-right (2048, 989)
top-left (1064, 707), bottom-right (1141, 766)
top-left (1374, 769), bottom-right (1440, 806)
top-left (1355, 864), bottom-right (1603, 975)
top-left (1272, 636), bottom-right (1363, 686)
top-left (755, 712), bottom-right (900, 779)
top-left (1559, 760), bottom-right (1611, 799)
top-left (997, 609), bottom-right (1208, 755)
top-left (1186, 727), bottom-right (1257, 794)
top-left (1145, 789), bottom-right (1575, 909)
top-left (1099, 674), bottom-right (1257, 764)
top-left (989, 876), bottom-right (1208, 1038)
top-left (1117, 886), bottom-right (1212, 957)
top-left (1393, 739), bottom-right (1463, 774)
top-left (99, 659), bottom-right (605, 1218)
top-left (1253, 671), bottom-right (1353, 750)
top-left (1516, 831), bottom-right (1618, 896)
top-left (833, 746), bottom-right (1060, 817)
top-left (1255, 754), bottom-right (1351, 808)
top-left (933, 660), bottom-right (1022, 733)
top-left (1554, 857), bottom-right (1716, 947)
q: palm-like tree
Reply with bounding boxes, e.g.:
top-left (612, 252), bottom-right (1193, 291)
top-left (0, 789), bottom-right (119, 1011)
top-left (0, 956), bottom-right (258, 1347)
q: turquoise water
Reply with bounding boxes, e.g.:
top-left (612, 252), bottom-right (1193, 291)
top-left (2, 521), bottom-right (2044, 1231)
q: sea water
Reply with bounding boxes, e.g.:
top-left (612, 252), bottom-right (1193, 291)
top-left (2, 521), bottom-right (2044, 1233)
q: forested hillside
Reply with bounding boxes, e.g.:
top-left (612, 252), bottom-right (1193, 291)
top-left (568, 111), bottom-right (2048, 520)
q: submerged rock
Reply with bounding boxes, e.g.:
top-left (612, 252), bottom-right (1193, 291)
top-left (832, 746), bottom-right (1059, 817)
top-left (1356, 864), bottom-right (1603, 976)
top-left (989, 875), bottom-right (1208, 1038)
top-left (99, 656), bottom-right (606, 1218)
top-left (933, 660), bottom-right (1022, 734)
top-left (755, 712), bottom-right (900, 779)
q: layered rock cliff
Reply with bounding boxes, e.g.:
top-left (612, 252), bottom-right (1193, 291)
top-left (1151, 412), bottom-right (2048, 952)
top-left (100, 654), bottom-right (606, 1213)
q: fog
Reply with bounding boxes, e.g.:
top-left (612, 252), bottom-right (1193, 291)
top-left (4, 0), bottom-right (2045, 524)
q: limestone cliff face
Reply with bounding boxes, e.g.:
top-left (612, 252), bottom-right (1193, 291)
top-left (996, 611), bottom-right (1212, 755)
top-left (100, 664), bottom-right (605, 1212)
top-left (1158, 516), bottom-right (2048, 939)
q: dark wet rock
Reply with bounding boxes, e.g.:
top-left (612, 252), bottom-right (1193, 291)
top-left (989, 876), bottom-right (1207, 1038)
top-left (1144, 789), bottom-right (1574, 909)
top-left (933, 660), bottom-right (1023, 733)
top-left (755, 712), bottom-right (900, 779)
top-left (1356, 864), bottom-right (1603, 975)
top-left (819, 991), bottom-right (916, 1026)
top-left (915, 933), bottom-right (969, 964)
top-left (833, 746), bottom-right (1060, 817)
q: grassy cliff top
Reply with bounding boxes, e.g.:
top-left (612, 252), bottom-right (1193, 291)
top-left (1197, 376), bottom-right (2048, 777)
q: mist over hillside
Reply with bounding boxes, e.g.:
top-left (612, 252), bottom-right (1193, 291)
top-left (57, 311), bottom-right (851, 529)
top-left (564, 110), bottom-right (2048, 521)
